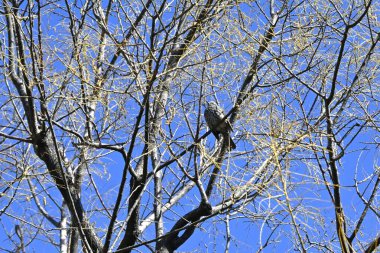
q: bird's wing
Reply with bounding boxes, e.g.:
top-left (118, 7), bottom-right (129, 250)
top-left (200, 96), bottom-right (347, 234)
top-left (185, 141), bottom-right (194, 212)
top-left (204, 109), bottom-right (213, 127)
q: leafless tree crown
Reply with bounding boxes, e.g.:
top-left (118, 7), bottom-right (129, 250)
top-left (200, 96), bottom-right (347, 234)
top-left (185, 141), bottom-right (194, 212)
top-left (0, 0), bottom-right (379, 252)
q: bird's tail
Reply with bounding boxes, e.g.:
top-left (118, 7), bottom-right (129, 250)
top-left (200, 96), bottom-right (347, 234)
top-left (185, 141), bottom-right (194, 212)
top-left (223, 134), bottom-right (236, 150)
top-left (229, 136), bottom-right (236, 150)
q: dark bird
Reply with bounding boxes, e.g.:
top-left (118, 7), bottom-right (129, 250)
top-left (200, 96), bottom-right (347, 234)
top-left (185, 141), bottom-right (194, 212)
top-left (204, 101), bottom-right (236, 150)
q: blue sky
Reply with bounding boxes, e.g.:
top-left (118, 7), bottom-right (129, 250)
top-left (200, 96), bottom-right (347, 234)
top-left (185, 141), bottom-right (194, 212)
top-left (0, 0), bottom-right (379, 252)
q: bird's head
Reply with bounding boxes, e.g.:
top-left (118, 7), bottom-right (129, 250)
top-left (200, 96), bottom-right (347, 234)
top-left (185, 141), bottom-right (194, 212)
top-left (206, 101), bottom-right (218, 109)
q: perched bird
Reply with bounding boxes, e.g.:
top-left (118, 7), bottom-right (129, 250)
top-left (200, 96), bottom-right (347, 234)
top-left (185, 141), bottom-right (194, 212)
top-left (204, 101), bottom-right (236, 150)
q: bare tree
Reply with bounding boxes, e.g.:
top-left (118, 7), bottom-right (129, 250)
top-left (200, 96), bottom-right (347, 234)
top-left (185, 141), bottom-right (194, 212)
top-left (0, 0), bottom-right (379, 252)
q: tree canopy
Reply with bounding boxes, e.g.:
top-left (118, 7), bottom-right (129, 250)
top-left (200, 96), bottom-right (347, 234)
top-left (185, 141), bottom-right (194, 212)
top-left (0, 0), bottom-right (379, 252)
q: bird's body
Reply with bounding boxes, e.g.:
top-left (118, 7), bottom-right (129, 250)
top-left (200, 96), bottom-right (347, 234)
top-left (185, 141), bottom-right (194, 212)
top-left (204, 101), bottom-right (236, 150)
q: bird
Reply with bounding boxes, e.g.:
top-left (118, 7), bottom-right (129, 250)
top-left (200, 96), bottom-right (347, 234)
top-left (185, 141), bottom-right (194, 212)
top-left (204, 101), bottom-right (236, 150)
